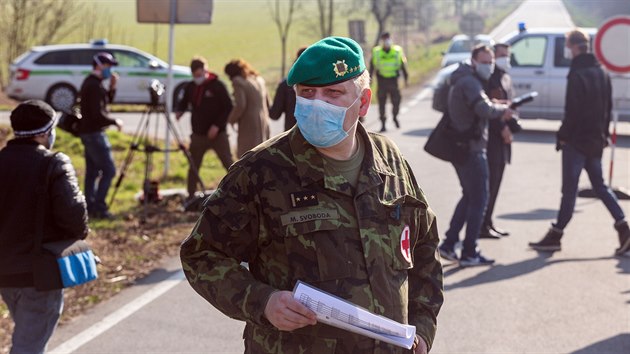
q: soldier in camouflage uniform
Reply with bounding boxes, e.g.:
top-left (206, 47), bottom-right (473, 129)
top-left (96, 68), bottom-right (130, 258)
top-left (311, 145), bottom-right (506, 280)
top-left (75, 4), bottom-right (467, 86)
top-left (180, 36), bottom-right (444, 354)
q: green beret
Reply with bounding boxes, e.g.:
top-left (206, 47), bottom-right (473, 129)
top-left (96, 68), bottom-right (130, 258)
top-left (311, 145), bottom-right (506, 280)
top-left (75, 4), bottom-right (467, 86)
top-left (287, 36), bottom-right (365, 86)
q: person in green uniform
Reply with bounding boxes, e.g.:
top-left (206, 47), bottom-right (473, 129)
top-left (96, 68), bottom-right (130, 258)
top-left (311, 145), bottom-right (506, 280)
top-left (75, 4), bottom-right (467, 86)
top-left (370, 32), bottom-right (409, 132)
top-left (180, 36), bottom-right (443, 354)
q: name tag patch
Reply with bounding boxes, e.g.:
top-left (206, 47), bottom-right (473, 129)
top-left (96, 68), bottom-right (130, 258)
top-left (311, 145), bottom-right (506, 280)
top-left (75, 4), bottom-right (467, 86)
top-left (281, 209), bottom-right (339, 226)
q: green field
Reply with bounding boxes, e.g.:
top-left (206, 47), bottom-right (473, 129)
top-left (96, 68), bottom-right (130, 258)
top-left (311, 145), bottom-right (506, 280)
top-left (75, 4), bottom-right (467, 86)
top-left (60, 0), bottom-right (520, 86)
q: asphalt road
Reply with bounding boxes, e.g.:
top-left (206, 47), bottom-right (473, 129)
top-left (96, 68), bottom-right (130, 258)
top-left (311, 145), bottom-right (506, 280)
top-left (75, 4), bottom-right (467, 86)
top-left (3, 0), bottom-right (630, 352)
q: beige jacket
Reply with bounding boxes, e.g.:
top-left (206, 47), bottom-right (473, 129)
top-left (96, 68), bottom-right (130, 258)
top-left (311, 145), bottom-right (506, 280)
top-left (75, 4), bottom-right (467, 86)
top-left (227, 75), bottom-right (271, 157)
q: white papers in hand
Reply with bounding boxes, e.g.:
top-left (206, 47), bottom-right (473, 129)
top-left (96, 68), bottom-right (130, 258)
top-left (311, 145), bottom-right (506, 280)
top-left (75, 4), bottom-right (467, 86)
top-left (292, 281), bottom-right (416, 349)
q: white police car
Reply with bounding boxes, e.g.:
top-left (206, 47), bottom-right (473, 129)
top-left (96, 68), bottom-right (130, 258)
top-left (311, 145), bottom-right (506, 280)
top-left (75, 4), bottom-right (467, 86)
top-left (7, 40), bottom-right (192, 112)
top-left (441, 34), bottom-right (495, 67)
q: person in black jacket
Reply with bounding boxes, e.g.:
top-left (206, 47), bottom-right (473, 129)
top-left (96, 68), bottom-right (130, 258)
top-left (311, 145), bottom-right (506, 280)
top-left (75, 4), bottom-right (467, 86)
top-left (176, 56), bottom-right (233, 199)
top-left (269, 47), bottom-right (306, 132)
top-left (529, 28), bottom-right (630, 255)
top-left (480, 43), bottom-right (515, 239)
top-left (0, 100), bottom-right (89, 354)
top-left (78, 52), bottom-right (123, 219)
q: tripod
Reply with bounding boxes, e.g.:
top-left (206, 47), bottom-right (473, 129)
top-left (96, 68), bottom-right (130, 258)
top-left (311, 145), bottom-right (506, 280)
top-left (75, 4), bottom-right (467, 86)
top-left (109, 99), bottom-right (206, 223)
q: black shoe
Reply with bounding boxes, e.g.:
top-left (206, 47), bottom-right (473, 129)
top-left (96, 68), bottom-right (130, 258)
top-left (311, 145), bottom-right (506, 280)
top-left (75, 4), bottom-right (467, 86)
top-left (479, 226), bottom-right (501, 239)
top-left (438, 245), bottom-right (458, 262)
top-left (393, 117), bottom-right (400, 128)
top-left (490, 225), bottom-right (509, 236)
top-left (379, 124), bottom-right (387, 133)
top-left (89, 210), bottom-right (114, 220)
top-left (615, 221), bottom-right (630, 255)
top-left (529, 227), bottom-right (563, 252)
top-left (459, 252), bottom-right (495, 267)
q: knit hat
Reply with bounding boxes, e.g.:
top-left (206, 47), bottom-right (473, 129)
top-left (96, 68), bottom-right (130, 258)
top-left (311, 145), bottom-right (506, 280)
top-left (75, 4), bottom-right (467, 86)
top-left (10, 100), bottom-right (57, 137)
top-left (287, 36), bottom-right (366, 87)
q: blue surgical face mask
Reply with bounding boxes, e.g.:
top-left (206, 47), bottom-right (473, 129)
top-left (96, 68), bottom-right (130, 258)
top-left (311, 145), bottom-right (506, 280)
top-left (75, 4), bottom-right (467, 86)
top-left (101, 67), bottom-right (112, 79)
top-left (294, 95), bottom-right (360, 148)
top-left (46, 129), bottom-right (56, 149)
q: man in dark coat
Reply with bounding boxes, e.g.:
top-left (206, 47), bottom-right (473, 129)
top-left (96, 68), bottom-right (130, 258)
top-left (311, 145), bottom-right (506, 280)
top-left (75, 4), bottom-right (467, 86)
top-left (529, 28), bottom-right (630, 255)
top-left (78, 52), bottom-right (123, 219)
top-left (480, 43), bottom-right (515, 239)
top-left (270, 47), bottom-right (307, 132)
top-left (0, 100), bottom-right (89, 353)
top-left (176, 56), bottom-right (234, 199)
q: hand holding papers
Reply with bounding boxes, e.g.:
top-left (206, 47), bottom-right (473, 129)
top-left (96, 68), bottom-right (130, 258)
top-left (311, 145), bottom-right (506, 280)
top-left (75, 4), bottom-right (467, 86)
top-left (292, 281), bottom-right (416, 349)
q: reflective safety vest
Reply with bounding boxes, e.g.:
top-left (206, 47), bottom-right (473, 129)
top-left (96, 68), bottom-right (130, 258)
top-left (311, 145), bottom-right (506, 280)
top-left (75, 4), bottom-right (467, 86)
top-left (372, 45), bottom-right (405, 78)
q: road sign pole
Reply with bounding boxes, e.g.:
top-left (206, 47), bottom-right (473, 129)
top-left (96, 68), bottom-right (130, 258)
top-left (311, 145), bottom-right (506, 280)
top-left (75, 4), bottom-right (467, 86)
top-left (164, 0), bottom-right (176, 177)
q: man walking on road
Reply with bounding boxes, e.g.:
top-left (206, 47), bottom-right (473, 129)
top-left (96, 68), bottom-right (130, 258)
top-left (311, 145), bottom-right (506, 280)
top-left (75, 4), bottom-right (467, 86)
top-left (370, 32), bottom-right (408, 132)
top-left (480, 43), bottom-right (515, 239)
top-left (437, 45), bottom-right (514, 267)
top-left (78, 52), bottom-right (123, 220)
top-left (181, 36), bottom-right (443, 354)
top-left (529, 28), bottom-right (630, 255)
top-left (176, 56), bottom-right (234, 199)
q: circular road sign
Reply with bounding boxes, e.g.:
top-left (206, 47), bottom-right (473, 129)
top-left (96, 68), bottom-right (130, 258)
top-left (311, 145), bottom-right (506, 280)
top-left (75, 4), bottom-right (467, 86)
top-left (595, 16), bottom-right (630, 73)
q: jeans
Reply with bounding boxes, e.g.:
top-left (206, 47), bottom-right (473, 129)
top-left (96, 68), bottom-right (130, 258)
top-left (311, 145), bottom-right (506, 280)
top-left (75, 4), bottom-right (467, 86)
top-left (0, 287), bottom-right (64, 354)
top-left (554, 144), bottom-right (625, 230)
top-left (80, 131), bottom-right (116, 214)
top-left (443, 151), bottom-right (489, 257)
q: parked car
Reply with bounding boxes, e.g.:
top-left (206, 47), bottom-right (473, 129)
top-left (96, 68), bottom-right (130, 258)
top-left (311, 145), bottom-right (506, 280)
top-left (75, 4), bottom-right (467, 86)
top-left (441, 34), bottom-right (495, 67)
top-left (500, 27), bottom-right (630, 121)
top-left (434, 27), bottom-right (630, 121)
top-left (6, 40), bottom-right (192, 112)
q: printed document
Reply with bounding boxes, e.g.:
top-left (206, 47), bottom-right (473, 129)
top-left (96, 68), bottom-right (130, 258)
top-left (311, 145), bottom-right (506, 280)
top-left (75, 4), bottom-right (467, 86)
top-left (292, 281), bottom-right (416, 349)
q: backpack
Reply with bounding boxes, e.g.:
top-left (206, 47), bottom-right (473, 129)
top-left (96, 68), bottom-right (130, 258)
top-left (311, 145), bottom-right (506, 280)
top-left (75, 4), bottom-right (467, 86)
top-left (432, 75), bottom-right (451, 113)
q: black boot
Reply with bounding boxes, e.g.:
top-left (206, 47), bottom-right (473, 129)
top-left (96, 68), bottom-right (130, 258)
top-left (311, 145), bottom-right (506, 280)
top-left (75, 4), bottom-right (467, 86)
top-left (615, 220), bottom-right (630, 256)
top-left (380, 120), bottom-right (387, 133)
top-left (529, 227), bottom-right (563, 251)
top-left (393, 116), bottom-right (400, 128)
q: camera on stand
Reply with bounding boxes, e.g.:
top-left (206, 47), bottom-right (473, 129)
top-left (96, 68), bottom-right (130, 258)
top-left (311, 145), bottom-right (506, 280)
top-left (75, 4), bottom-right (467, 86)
top-left (149, 79), bottom-right (165, 107)
top-left (110, 79), bottom-right (206, 224)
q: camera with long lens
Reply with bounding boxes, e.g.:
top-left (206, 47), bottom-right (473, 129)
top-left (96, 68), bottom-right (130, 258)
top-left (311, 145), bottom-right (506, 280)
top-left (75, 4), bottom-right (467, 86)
top-left (148, 79), bottom-right (165, 107)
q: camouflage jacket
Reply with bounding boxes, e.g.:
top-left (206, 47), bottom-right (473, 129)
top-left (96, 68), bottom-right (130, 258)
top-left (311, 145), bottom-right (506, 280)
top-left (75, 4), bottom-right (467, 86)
top-left (180, 124), bottom-right (443, 354)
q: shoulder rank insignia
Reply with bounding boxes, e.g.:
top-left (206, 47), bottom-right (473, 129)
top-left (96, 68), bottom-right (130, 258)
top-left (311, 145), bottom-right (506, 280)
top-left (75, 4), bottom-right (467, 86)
top-left (290, 191), bottom-right (319, 208)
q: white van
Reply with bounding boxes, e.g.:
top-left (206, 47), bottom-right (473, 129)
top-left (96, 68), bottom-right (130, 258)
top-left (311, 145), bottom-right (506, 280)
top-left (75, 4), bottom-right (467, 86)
top-left (7, 40), bottom-right (192, 112)
top-left (501, 27), bottom-right (630, 121)
top-left (434, 28), bottom-right (630, 121)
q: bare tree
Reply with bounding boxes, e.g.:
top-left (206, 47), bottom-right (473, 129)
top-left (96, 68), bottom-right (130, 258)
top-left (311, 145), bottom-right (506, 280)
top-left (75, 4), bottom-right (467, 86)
top-left (316, 0), bottom-right (334, 38)
top-left (0, 0), bottom-right (83, 88)
top-left (369, 0), bottom-right (400, 46)
top-left (269, 0), bottom-right (299, 78)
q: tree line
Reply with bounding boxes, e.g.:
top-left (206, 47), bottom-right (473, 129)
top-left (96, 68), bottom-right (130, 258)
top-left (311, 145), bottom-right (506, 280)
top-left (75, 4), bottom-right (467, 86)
top-left (0, 0), bottom-right (128, 90)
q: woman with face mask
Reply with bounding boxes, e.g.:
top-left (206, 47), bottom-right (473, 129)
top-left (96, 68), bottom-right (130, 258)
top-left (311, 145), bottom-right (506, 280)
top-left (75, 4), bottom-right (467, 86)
top-left (224, 59), bottom-right (271, 158)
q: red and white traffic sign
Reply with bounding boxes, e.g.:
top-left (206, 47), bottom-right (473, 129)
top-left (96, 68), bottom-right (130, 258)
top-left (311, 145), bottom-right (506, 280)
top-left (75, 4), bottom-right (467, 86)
top-left (595, 16), bottom-right (630, 73)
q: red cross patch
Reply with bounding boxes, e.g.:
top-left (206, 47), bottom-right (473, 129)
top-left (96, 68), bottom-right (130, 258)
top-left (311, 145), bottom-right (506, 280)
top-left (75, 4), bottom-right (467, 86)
top-left (400, 225), bottom-right (412, 263)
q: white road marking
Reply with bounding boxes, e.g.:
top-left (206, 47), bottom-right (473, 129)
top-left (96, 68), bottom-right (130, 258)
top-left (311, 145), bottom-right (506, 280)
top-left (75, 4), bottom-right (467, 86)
top-left (49, 270), bottom-right (186, 354)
